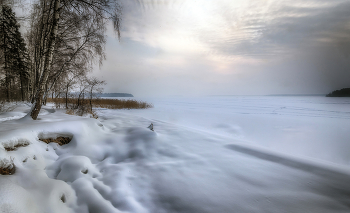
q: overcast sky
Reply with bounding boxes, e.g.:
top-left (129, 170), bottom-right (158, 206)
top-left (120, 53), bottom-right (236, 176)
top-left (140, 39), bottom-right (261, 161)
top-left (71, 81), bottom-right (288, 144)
top-left (90, 0), bottom-right (350, 97)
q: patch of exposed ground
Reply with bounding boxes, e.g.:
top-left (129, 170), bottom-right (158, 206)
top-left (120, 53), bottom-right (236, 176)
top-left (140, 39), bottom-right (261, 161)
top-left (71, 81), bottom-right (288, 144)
top-left (39, 137), bottom-right (72, 146)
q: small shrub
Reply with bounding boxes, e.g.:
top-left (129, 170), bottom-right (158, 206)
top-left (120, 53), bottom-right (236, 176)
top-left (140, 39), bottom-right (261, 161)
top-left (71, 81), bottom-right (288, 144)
top-left (3, 140), bottom-right (30, 151)
top-left (0, 157), bottom-right (15, 175)
top-left (90, 110), bottom-right (98, 119)
top-left (65, 109), bottom-right (75, 115)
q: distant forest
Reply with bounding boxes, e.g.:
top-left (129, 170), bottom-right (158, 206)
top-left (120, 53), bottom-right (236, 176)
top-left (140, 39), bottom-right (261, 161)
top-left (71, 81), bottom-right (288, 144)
top-left (326, 88), bottom-right (350, 97)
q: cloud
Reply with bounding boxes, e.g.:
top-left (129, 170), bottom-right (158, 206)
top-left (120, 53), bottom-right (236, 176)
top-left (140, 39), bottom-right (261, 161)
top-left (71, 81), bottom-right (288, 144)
top-left (93, 0), bottom-right (350, 96)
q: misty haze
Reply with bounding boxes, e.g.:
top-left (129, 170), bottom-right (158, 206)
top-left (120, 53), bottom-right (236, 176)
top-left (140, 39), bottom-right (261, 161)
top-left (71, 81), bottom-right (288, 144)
top-left (1, 0), bottom-right (350, 213)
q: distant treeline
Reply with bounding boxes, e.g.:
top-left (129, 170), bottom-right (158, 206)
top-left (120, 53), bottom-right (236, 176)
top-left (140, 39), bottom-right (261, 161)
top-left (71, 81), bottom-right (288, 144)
top-left (326, 88), bottom-right (350, 97)
top-left (98, 93), bottom-right (134, 97)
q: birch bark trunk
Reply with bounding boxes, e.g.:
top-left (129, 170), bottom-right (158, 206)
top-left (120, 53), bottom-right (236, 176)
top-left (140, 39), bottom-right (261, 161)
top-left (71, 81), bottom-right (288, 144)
top-left (30, 0), bottom-right (60, 120)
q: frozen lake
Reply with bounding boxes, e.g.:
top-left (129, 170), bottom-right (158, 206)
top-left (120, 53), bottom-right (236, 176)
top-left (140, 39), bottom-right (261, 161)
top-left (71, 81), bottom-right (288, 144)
top-left (118, 96), bottom-right (350, 167)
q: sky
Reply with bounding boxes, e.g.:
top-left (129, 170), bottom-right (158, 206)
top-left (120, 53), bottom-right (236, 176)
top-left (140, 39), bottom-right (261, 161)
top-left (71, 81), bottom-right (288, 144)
top-left (90, 0), bottom-right (350, 97)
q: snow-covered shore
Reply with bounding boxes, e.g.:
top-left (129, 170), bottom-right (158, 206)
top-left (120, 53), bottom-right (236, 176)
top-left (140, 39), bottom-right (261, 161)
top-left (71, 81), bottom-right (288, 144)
top-left (1, 96), bottom-right (350, 213)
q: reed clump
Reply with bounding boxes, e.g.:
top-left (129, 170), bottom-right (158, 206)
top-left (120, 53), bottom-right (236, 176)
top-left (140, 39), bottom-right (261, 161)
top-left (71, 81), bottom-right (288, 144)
top-left (46, 98), bottom-right (153, 110)
top-left (95, 99), bottom-right (153, 109)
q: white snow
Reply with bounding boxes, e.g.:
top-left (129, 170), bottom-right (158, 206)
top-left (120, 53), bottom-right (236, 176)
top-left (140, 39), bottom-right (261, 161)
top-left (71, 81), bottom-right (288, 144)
top-left (0, 96), bottom-right (350, 213)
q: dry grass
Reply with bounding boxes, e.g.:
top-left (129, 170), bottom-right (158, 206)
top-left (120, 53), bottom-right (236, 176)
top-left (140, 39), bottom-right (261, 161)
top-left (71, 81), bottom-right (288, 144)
top-left (65, 109), bottom-right (75, 115)
top-left (3, 142), bottom-right (30, 151)
top-left (0, 158), bottom-right (15, 175)
top-left (46, 98), bottom-right (153, 110)
top-left (94, 98), bottom-right (153, 109)
top-left (65, 108), bottom-right (99, 118)
top-left (39, 137), bottom-right (72, 146)
top-left (0, 164), bottom-right (15, 175)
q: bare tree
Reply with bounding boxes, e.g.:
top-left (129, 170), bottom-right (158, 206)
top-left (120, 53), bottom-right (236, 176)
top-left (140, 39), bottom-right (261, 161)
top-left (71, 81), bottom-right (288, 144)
top-left (62, 69), bottom-right (85, 108)
top-left (86, 77), bottom-right (105, 111)
top-left (28, 0), bottom-right (122, 120)
top-left (29, 0), bottom-right (61, 119)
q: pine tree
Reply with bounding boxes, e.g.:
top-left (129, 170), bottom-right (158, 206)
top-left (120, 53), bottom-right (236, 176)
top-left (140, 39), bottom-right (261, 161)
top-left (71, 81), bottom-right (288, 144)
top-left (12, 25), bottom-right (30, 101)
top-left (0, 5), bottom-right (13, 101)
top-left (0, 5), bottom-right (30, 101)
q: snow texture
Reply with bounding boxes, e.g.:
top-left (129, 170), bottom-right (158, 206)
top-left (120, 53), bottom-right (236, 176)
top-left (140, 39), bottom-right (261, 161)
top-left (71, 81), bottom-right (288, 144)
top-left (0, 96), bottom-right (350, 213)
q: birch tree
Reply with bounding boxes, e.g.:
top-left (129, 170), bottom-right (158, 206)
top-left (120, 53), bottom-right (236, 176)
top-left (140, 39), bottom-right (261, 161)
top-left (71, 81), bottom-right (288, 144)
top-left (28, 0), bottom-right (121, 120)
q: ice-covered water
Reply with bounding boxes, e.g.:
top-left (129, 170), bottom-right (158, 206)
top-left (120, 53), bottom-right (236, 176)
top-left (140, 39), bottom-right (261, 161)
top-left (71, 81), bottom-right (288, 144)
top-left (121, 96), bottom-right (350, 166)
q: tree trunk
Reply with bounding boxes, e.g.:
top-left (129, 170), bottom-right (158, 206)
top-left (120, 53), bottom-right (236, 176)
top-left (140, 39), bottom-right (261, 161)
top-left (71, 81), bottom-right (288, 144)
top-left (30, 0), bottom-right (61, 120)
top-left (65, 88), bottom-right (68, 109)
top-left (90, 91), bottom-right (93, 112)
top-left (20, 72), bottom-right (24, 101)
top-left (89, 86), bottom-right (94, 112)
top-left (2, 13), bottom-right (9, 102)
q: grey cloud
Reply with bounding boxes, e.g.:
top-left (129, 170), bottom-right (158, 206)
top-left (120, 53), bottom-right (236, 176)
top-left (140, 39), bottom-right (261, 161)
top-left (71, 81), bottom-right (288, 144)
top-left (209, 0), bottom-right (350, 58)
top-left (93, 0), bottom-right (350, 96)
